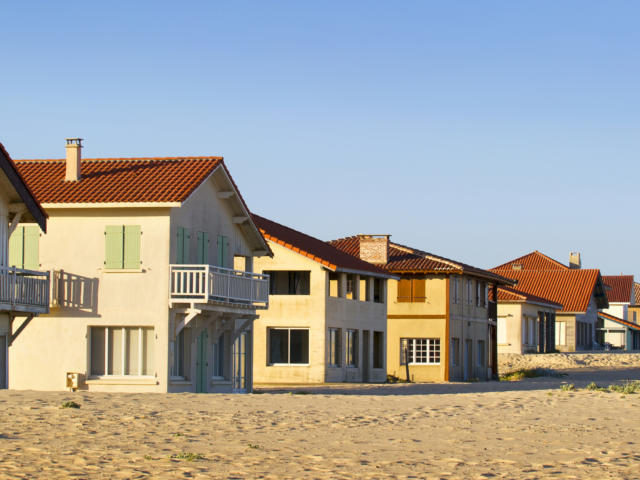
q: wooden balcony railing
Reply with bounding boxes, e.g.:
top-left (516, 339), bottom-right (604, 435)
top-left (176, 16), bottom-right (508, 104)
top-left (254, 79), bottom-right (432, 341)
top-left (0, 266), bottom-right (50, 314)
top-left (170, 264), bottom-right (269, 309)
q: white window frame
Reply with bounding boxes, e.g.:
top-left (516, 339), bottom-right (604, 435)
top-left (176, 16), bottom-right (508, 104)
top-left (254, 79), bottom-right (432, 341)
top-left (346, 329), bottom-right (358, 367)
top-left (466, 279), bottom-right (473, 305)
top-left (452, 277), bottom-right (460, 304)
top-left (401, 338), bottom-right (440, 365)
top-left (91, 326), bottom-right (154, 378)
top-left (328, 328), bottom-right (341, 367)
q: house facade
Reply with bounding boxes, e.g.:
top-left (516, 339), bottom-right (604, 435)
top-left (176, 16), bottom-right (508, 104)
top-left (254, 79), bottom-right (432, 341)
top-left (597, 275), bottom-right (638, 350)
top-left (330, 235), bottom-right (513, 382)
top-left (0, 143), bottom-right (50, 388)
top-left (252, 216), bottom-right (393, 384)
top-left (494, 287), bottom-right (562, 354)
top-left (628, 283), bottom-right (640, 325)
top-left (491, 251), bottom-right (609, 352)
top-left (9, 139), bottom-right (270, 393)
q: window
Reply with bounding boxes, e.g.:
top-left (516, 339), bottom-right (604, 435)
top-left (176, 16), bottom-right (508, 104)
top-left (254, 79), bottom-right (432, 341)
top-left (91, 327), bottom-right (154, 376)
top-left (8, 226), bottom-right (39, 270)
top-left (555, 321), bottom-right (566, 346)
top-left (265, 271), bottom-right (311, 295)
top-left (328, 272), bottom-right (339, 297)
top-left (346, 329), bottom-right (358, 367)
top-left (400, 338), bottom-right (440, 365)
top-left (212, 332), bottom-right (226, 378)
top-left (466, 279), bottom-right (473, 305)
top-left (268, 328), bottom-right (309, 364)
top-left (477, 340), bottom-right (485, 367)
top-left (634, 312), bottom-right (637, 324)
top-left (216, 235), bottom-right (229, 268)
top-left (451, 338), bottom-right (460, 366)
top-left (476, 282), bottom-right (482, 306)
top-left (328, 328), bottom-right (341, 367)
top-left (346, 274), bottom-right (357, 300)
top-left (397, 277), bottom-right (426, 303)
top-left (373, 278), bottom-right (383, 303)
top-left (176, 227), bottom-right (190, 263)
top-left (172, 328), bottom-right (191, 378)
top-left (105, 225), bottom-right (141, 269)
top-left (196, 232), bottom-right (210, 264)
top-left (452, 277), bottom-right (460, 304)
top-left (373, 331), bottom-right (384, 369)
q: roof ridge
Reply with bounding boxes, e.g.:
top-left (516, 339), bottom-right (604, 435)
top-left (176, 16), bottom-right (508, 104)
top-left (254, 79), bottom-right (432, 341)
top-left (492, 250), bottom-right (569, 270)
top-left (14, 156), bottom-right (223, 163)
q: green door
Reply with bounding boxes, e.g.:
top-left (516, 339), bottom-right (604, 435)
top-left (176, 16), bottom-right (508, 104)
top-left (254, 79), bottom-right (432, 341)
top-left (196, 330), bottom-right (208, 393)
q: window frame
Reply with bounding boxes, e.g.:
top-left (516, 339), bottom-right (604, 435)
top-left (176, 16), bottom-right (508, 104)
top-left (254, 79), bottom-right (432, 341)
top-left (346, 329), bottom-right (358, 367)
top-left (267, 327), bottom-right (310, 366)
top-left (397, 277), bottom-right (426, 303)
top-left (105, 225), bottom-right (141, 270)
top-left (90, 326), bottom-right (154, 378)
top-left (328, 328), bottom-right (341, 367)
top-left (400, 338), bottom-right (441, 365)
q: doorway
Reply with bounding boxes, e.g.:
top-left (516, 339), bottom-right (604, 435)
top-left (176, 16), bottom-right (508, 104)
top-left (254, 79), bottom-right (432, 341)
top-left (196, 330), bottom-right (208, 393)
top-left (464, 339), bottom-right (473, 381)
top-left (362, 330), bottom-right (370, 382)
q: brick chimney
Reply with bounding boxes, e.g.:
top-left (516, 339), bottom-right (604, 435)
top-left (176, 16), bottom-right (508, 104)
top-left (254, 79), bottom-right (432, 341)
top-left (358, 235), bottom-right (390, 265)
top-left (569, 252), bottom-right (581, 269)
top-left (65, 138), bottom-right (83, 181)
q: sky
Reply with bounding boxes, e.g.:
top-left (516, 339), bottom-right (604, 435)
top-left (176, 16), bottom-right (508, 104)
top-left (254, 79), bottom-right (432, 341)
top-left (1, 1), bottom-right (639, 275)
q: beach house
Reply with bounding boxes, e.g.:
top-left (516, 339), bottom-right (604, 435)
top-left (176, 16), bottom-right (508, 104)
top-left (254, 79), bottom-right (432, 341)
top-left (0, 143), bottom-right (50, 389)
top-left (9, 139), bottom-right (270, 393)
top-left (251, 216), bottom-right (394, 384)
top-left (629, 282), bottom-right (640, 325)
top-left (330, 235), bottom-right (514, 382)
top-left (493, 287), bottom-right (562, 354)
top-left (597, 275), bottom-right (640, 350)
top-left (490, 251), bottom-right (609, 352)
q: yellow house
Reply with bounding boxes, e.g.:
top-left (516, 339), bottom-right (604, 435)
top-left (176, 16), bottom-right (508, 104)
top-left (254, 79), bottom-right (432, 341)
top-left (0, 142), bottom-right (50, 388)
top-left (252, 215), bottom-right (394, 385)
top-left (494, 287), bottom-right (562, 354)
top-left (330, 235), bottom-right (513, 382)
top-left (8, 139), bottom-right (270, 393)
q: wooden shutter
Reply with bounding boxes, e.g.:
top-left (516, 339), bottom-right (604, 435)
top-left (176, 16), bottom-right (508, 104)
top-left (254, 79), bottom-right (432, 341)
top-left (176, 227), bottom-right (185, 263)
top-left (23, 226), bottom-right (40, 270)
top-left (216, 235), bottom-right (224, 267)
top-left (412, 278), bottom-right (426, 303)
top-left (197, 232), bottom-right (209, 264)
top-left (8, 227), bottom-right (24, 268)
top-left (105, 226), bottom-right (124, 269)
top-left (123, 225), bottom-right (141, 269)
top-left (222, 235), bottom-right (228, 268)
top-left (397, 278), bottom-right (412, 302)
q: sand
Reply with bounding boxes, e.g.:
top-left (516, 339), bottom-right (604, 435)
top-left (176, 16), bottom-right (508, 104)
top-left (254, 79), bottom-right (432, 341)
top-left (499, 351), bottom-right (640, 373)
top-left (1, 366), bottom-right (640, 478)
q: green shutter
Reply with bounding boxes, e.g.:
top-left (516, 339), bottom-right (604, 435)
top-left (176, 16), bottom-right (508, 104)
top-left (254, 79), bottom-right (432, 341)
top-left (124, 225), bottom-right (141, 269)
top-left (197, 232), bottom-right (210, 264)
top-left (105, 226), bottom-right (124, 269)
top-left (217, 234), bottom-right (224, 267)
top-left (222, 235), bottom-right (228, 268)
top-left (8, 227), bottom-right (24, 268)
top-left (23, 226), bottom-right (40, 270)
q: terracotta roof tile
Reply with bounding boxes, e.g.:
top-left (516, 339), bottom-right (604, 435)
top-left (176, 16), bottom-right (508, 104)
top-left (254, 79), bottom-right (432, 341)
top-left (489, 267), bottom-right (606, 313)
top-left (252, 215), bottom-right (392, 278)
top-left (492, 286), bottom-right (563, 309)
top-left (492, 251), bottom-right (569, 271)
top-left (329, 236), bottom-right (514, 285)
top-left (601, 275), bottom-right (634, 304)
top-left (633, 283), bottom-right (640, 306)
top-left (13, 157), bottom-right (224, 204)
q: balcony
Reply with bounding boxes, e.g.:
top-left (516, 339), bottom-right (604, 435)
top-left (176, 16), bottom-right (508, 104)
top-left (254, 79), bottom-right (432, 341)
top-left (170, 264), bottom-right (269, 310)
top-left (0, 266), bottom-right (50, 314)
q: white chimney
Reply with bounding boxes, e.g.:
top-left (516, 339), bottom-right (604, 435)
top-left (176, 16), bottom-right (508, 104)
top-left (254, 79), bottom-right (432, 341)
top-left (569, 252), bottom-right (581, 269)
top-left (358, 235), bottom-right (390, 264)
top-left (65, 138), bottom-right (83, 181)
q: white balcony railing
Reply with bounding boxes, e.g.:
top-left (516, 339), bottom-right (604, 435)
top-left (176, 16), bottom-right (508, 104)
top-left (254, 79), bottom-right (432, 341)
top-left (170, 264), bottom-right (269, 309)
top-left (0, 266), bottom-right (50, 314)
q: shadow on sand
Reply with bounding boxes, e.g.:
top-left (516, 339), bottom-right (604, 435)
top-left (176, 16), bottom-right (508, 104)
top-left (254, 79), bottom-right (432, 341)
top-left (256, 367), bottom-right (640, 396)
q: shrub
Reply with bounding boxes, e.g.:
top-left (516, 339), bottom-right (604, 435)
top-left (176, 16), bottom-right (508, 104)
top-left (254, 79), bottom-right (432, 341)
top-left (170, 452), bottom-right (205, 461)
top-left (608, 380), bottom-right (640, 394)
top-left (560, 383), bottom-right (576, 391)
top-left (60, 401), bottom-right (80, 409)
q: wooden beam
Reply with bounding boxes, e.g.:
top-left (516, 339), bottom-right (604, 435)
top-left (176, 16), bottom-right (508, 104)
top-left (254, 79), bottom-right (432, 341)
top-left (252, 249), bottom-right (268, 256)
top-left (9, 315), bottom-right (34, 346)
top-left (175, 308), bottom-right (199, 334)
top-left (232, 216), bottom-right (248, 224)
top-left (217, 191), bottom-right (234, 199)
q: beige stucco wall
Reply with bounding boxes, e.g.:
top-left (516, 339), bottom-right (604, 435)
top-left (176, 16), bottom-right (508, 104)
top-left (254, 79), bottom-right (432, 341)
top-left (0, 187), bottom-right (8, 267)
top-left (497, 303), bottom-right (559, 354)
top-left (253, 241), bottom-right (387, 384)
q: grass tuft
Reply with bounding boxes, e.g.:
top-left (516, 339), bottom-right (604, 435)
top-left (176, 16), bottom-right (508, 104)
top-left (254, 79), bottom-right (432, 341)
top-left (60, 401), bottom-right (81, 409)
top-left (608, 380), bottom-right (640, 394)
top-left (560, 383), bottom-right (576, 391)
top-left (170, 452), bottom-right (205, 461)
top-left (247, 443), bottom-right (262, 449)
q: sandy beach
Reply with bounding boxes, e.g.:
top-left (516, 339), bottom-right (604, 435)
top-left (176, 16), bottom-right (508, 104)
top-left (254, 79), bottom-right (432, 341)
top-left (1, 362), bottom-right (639, 479)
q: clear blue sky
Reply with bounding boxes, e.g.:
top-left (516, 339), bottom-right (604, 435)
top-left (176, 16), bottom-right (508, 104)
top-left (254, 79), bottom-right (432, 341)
top-left (2, 1), bottom-right (639, 275)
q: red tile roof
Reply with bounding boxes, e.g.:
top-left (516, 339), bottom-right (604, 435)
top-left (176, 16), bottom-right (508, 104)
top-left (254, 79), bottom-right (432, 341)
top-left (492, 250), bottom-right (569, 271)
top-left (13, 157), bottom-right (224, 204)
top-left (489, 267), bottom-right (607, 313)
top-left (601, 275), bottom-right (634, 304)
top-left (493, 286), bottom-right (563, 309)
top-left (598, 311), bottom-right (640, 331)
top-left (252, 215), bottom-right (393, 278)
top-left (329, 236), bottom-right (514, 285)
top-left (633, 283), bottom-right (640, 306)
